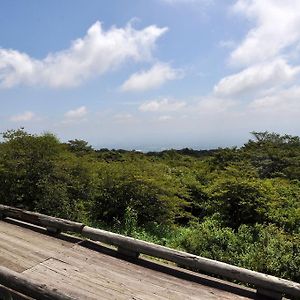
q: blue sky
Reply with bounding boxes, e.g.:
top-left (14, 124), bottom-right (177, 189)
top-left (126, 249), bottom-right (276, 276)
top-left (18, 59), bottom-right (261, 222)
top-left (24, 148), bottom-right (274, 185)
top-left (1, 0), bottom-right (300, 150)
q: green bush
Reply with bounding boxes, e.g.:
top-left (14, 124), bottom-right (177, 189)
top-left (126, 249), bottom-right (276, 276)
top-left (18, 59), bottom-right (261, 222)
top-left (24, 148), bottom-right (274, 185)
top-left (171, 219), bottom-right (300, 281)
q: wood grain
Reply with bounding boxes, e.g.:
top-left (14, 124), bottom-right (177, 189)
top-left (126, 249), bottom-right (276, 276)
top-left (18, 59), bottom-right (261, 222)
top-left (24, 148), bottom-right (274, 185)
top-left (1, 204), bottom-right (299, 299)
top-left (0, 205), bottom-right (84, 233)
top-left (82, 226), bottom-right (300, 299)
top-left (0, 266), bottom-right (73, 300)
top-left (1, 220), bottom-right (252, 299)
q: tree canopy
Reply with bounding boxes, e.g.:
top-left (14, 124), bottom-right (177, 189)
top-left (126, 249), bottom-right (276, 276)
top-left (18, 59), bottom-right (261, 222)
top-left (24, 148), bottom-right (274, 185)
top-left (0, 128), bottom-right (299, 282)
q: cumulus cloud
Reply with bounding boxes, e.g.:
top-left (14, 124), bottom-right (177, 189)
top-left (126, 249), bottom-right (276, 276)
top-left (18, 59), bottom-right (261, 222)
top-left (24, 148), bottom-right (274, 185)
top-left (0, 21), bottom-right (168, 88)
top-left (214, 59), bottom-right (300, 97)
top-left (214, 0), bottom-right (300, 100)
top-left (64, 106), bottom-right (87, 119)
top-left (230, 0), bottom-right (300, 66)
top-left (10, 111), bottom-right (35, 122)
top-left (210, 1), bottom-right (300, 138)
top-left (139, 98), bottom-right (186, 112)
top-left (121, 63), bottom-right (183, 92)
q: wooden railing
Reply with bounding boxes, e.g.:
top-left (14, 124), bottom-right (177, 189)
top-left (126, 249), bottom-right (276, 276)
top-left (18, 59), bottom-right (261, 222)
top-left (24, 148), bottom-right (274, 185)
top-left (0, 204), bottom-right (300, 300)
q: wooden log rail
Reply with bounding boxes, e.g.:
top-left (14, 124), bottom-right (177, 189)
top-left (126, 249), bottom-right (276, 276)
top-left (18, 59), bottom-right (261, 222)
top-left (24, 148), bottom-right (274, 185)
top-left (0, 205), bottom-right (84, 233)
top-left (1, 204), bottom-right (300, 299)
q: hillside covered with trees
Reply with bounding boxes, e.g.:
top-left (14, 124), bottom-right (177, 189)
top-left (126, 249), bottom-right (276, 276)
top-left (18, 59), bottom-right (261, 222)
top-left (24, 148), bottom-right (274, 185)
top-left (0, 129), bottom-right (299, 282)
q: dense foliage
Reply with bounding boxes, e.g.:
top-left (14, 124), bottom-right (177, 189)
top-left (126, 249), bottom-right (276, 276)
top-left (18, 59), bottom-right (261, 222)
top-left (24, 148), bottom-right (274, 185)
top-left (0, 129), bottom-right (299, 282)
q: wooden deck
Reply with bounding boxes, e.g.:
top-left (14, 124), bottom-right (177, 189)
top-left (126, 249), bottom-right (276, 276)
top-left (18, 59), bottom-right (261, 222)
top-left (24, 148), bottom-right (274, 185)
top-left (0, 219), bottom-right (257, 299)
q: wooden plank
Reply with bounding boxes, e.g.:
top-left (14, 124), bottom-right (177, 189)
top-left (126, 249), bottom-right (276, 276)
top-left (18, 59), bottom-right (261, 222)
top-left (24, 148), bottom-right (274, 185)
top-left (82, 226), bottom-right (300, 299)
top-left (23, 245), bottom-right (252, 300)
top-left (0, 205), bottom-right (84, 233)
top-left (0, 220), bottom-right (254, 299)
top-left (23, 259), bottom-right (142, 300)
top-left (0, 266), bottom-right (74, 300)
top-left (0, 221), bottom-right (75, 272)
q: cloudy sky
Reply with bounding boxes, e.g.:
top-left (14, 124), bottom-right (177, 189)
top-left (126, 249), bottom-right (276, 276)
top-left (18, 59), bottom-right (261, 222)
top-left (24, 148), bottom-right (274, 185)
top-left (1, 0), bottom-right (300, 150)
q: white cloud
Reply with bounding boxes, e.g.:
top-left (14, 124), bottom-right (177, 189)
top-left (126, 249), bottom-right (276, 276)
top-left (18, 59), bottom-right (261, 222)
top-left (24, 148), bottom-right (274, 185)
top-left (121, 63), bottom-right (183, 92)
top-left (0, 21), bottom-right (168, 88)
top-left (139, 98), bottom-right (186, 112)
top-left (214, 59), bottom-right (300, 97)
top-left (214, 0), bottom-right (300, 104)
top-left (10, 111), bottom-right (35, 122)
top-left (64, 106), bottom-right (87, 119)
top-left (197, 97), bottom-right (237, 113)
top-left (230, 0), bottom-right (300, 66)
top-left (249, 86), bottom-right (300, 113)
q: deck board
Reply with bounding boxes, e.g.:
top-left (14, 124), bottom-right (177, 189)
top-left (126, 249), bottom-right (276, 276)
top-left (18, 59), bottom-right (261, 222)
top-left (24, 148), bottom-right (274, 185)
top-left (0, 220), bottom-right (74, 272)
top-left (0, 220), bottom-right (255, 299)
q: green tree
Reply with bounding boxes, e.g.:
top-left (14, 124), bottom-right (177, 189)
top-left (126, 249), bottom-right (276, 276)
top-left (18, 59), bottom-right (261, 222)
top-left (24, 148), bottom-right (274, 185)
top-left (67, 139), bottom-right (93, 156)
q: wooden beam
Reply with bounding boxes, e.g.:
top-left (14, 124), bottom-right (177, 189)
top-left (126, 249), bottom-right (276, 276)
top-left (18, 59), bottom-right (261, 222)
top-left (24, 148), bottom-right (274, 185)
top-left (117, 246), bottom-right (140, 258)
top-left (257, 288), bottom-right (283, 300)
top-left (82, 226), bottom-right (300, 299)
top-left (0, 205), bottom-right (84, 233)
top-left (0, 266), bottom-right (74, 300)
top-left (0, 284), bottom-right (34, 300)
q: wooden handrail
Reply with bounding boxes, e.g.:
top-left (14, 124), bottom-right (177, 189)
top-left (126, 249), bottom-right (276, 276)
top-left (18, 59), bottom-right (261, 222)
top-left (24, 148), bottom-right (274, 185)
top-left (0, 204), bottom-right (84, 233)
top-left (1, 204), bottom-right (300, 299)
top-left (82, 226), bottom-right (300, 299)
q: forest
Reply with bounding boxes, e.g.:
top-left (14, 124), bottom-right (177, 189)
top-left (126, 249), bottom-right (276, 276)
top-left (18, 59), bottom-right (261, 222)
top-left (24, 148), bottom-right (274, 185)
top-left (0, 128), bottom-right (299, 282)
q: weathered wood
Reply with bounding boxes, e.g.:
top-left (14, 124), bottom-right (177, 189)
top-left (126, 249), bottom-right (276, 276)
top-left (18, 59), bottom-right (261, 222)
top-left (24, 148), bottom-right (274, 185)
top-left (0, 220), bottom-right (75, 273)
top-left (46, 226), bottom-right (61, 234)
top-left (1, 220), bottom-right (254, 299)
top-left (117, 246), bottom-right (140, 258)
top-left (0, 266), bottom-right (74, 300)
top-left (1, 204), bottom-right (299, 299)
top-left (256, 288), bottom-right (283, 300)
top-left (82, 226), bottom-right (300, 299)
top-left (0, 205), bottom-right (84, 233)
top-left (0, 284), bottom-right (34, 300)
top-left (23, 245), bottom-right (252, 300)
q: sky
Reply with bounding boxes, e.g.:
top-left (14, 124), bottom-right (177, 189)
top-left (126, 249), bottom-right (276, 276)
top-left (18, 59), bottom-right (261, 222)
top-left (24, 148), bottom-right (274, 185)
top-left (1, 0), bottom-right (300, 150)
